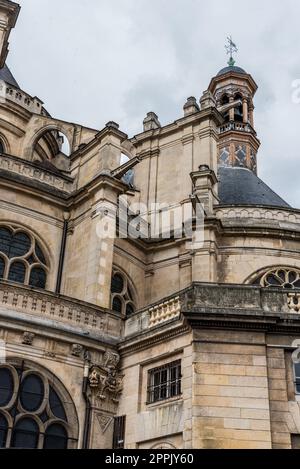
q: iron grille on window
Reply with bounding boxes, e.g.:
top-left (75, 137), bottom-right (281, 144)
top-left (113, 416), bottom-right (126, 449)
top-left (294, 363), bottom-right (300, 394)
top-left (147, 361), bottom-right (181, 404)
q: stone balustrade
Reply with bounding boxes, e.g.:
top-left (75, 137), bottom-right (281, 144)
top-left (1, 81), bottom-right (44, 115)
top-left (0, 281), bottom-right (122, 338)
top-left (288, 293), bottom-right (300, 313)
top-left (0, 153), bottom-right (75, 193)
top-left (219, 121), bottom-right (253, 134)
top-left (149, 296), bottom-right (181, 328)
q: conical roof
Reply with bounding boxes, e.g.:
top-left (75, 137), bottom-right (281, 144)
top-left (0, 63), bottom-right (19, 88)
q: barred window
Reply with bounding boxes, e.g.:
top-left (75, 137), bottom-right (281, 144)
top-left (110, 270), bottom-right (135, 316)
top-left (0, 225), bottom-right (48, 289)
top-left (294, 362), bottom-right (300, 394)
top-left (0, 363), bottom-right (77, 449)
top-left (147, 361), bottom-right (182, 405)
top-left (113, 416), bottom-right (126, 449)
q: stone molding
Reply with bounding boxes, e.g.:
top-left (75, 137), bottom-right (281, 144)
top-left (215, 206), bottom-right (300, 226)
top-left (0, 280), bottom-right (122, 338)
top-left (0, 153), bottom-right (75, 193)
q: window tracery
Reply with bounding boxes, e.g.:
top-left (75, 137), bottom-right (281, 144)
top-left (252, 267), bottom-right (300, 289)
top-left (0, 363), bottom-right (77, 449)
top-left (110, 270), bottom-right (136, 316)
top-left (0, 225), bottom-right (48, 289)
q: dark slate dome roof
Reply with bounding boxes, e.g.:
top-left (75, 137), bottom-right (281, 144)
top-left (0, 64), bottom-right (19, 88)
top-left (218, 166), bottom-right (290, 208)
top-left (217, 65), bottom-right (247, 77)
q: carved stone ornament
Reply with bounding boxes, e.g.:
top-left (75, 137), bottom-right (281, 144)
top-left (71, 344), bottom-right (84, 357)
top-left (97, 414), bottom-right (114, 433)
top-left (22, 332), bottom-right (35, 346)
top-left (88, 351), bottom-right (123, 403)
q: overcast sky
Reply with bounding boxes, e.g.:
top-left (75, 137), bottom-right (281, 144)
top-left (6, 0), bottom-right (300, 207)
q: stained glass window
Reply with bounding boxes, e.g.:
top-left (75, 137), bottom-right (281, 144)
top-left (8, 261), bottom-right (26, 284)
top-left (0, 364), bottom-right (72, 449)
top-left (0, 368), bottom-right (14, 406)
top-left (111, 271), bottom-right (136, 316)
top-left (11, 418), bottom-right (39, 449)
top-left (43, 424), bottom-right (68, 450)
top-left (0, 414), bottom-right (8, 448)
top-left (20, 375), bottom-right (44, 413)
top-left (49, 387), bottom-right (67, 421)
top-left (29, 268), bottom-right (46, 289)
top-left (0, 225), bottom-right (48, 289)
top-left (0, 257), bottom-right (4, 279)
top-left (252, 268), bottom-right (300, 289)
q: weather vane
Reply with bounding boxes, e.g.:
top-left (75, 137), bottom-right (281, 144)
top-left (225, 36), bottom-right (238, 66)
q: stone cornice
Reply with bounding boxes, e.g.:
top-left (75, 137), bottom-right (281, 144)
top-left (0, 152), bottom-right (73, 187)
top-left (119, 320), bottom-right (190, 357)
top-left (130, 108), bottom-right (223, 146)
top-left (180, 283), bottom-right (300, 333)
top-left (208, 72), bottom-right (258, 95)
top-left (0, 280), bottom-right (123, 339)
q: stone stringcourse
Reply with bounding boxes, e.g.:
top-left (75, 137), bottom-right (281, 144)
top-left (148, 296), bottom-right (181, 327)
top-left (0, 153), bottom-right (75, 193)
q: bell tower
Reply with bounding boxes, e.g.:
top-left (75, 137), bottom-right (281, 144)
top-left (207, 38), bottom-right (260, 173)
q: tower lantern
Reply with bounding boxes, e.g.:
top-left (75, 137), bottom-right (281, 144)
top-left (207, 39), bottom-right (260, 173)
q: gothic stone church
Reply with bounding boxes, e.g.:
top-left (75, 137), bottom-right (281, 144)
top-left (0, 0), bottom-right (300, 450)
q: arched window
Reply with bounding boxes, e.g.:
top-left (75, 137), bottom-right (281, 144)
top-left (33, 129), bottom-right (71, 162)
top-left (44, 424), bottom-right (68, 449)
top-left (0, 414), bottom-right (8, 448)
top-left (220, 94), bottom-right (229, 106)
top-left (0, 367), bottom-right (14, 406)
top-left (0, 225), bottom-right (48, 289)
top-left (251, 267), bottom-right (300, 289)
top-left (0, 139), bottom-right (5, 154)
top-left (110, 270), bottom-right (136, 316)
top-left (220, 94), bottom-right (230, 122)
top-left (11, 418), bottom-right (39, 449)
top-left (20, 374), bottom-right (45, 412)
top-left (294, 361), bottom-right (300, 394)
top-left (234, 93), bottom-right (244, 122)
top-left (0, 363), bottom-right (78, 449)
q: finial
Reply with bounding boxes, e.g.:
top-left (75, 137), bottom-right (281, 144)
top-left (225, 36), bottom-right (238, 67)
